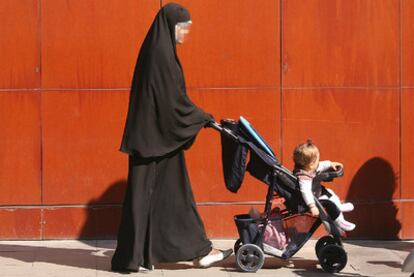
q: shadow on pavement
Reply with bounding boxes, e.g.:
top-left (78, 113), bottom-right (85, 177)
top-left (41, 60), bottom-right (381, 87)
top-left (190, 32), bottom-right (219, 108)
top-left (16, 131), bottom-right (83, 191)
top-left (0, 243), bottom-right (115, 271)
top-left (221, 256), bottom-right (318, 271)
top-left (345, 240), bottom-right (414, 253)
top-left (367, 261), bottom-right (402, 269)
top-left (220, 256), bottom-right (364, 276)
top-left (290, 269), bottom-right (368, 277)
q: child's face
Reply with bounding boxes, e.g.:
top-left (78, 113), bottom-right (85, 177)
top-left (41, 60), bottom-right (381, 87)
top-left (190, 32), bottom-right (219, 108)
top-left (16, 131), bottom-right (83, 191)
top-left (307, 153), bottom-right (320, 172)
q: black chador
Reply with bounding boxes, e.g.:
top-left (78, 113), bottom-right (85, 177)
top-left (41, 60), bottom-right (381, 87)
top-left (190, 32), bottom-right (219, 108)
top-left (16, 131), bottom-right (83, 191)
top-left (111, 3), bottom-right (213, 272)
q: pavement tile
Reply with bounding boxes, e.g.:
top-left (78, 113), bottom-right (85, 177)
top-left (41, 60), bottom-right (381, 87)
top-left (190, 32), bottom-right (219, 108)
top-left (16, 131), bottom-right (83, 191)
top-left (0, 240), bottom-right (412, 277)
top-left (162, 267), bottom-right (229, 277)
top-left (0, 250), bottom-right (34, 265)
top-left (32, 268), bottom-right (96, 277)
top-left (0, 266), bottom-right (33, 276)
top-left (344, 242), bottom-right (411, 276)
top-left (0, 249), bottom-right (34, 277)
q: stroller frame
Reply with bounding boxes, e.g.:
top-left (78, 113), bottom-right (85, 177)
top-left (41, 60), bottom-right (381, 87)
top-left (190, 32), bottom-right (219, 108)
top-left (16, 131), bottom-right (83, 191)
top-left (210, 119), bottom-right (348, 273)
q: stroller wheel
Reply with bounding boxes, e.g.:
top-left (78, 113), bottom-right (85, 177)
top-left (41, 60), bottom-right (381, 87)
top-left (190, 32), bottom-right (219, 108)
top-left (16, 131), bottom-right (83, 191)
top-left (234, 239), bottom-right (243, 254)
top-left (315, 236), bottom-right (338, 258)
top-left (236, 244), bottom-right (265, 272)
top-left (318, 244), bottom-right (347, 273)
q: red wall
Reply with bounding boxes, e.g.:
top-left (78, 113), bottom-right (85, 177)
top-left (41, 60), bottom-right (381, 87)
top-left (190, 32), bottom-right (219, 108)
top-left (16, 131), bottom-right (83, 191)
top-left (0, 0), bottom-right (413, 239)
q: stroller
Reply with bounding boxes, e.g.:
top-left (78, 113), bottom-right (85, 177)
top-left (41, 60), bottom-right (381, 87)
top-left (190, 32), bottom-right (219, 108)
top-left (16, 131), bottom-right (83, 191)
top-left (209, 117), bottom-right (348, 273)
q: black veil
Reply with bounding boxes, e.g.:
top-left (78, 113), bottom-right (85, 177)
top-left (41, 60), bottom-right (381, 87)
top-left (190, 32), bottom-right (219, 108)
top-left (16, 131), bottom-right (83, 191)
top-left (120, 3), bottom-right (211, 157)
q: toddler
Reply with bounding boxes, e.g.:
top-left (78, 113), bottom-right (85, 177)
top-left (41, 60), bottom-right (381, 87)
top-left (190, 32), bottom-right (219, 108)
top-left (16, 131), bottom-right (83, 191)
top-left (293, 140), bottom-right (355, 232)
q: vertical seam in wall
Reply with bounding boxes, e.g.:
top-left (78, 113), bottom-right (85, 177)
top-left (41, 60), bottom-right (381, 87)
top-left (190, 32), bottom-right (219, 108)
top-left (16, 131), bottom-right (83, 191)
top-left (38, 0), bottom-right (44, 240)
top-left (399, 0), bottom-right (403, 239)
top-left (279, 0), bottom-right (284, 163)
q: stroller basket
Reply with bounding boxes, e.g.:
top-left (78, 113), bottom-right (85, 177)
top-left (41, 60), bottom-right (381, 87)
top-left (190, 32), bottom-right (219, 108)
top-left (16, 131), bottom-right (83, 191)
top-left (234, 214), bottom-right (261, 245)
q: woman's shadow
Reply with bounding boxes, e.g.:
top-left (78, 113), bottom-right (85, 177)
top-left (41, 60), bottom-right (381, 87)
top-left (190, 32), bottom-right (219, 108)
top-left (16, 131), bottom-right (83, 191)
top-left (344, 158), bottom-right (413, 261)
top-left (79, 180), bottom-right (127, 241)
top-left (339, 158), bottom-right (414, 272)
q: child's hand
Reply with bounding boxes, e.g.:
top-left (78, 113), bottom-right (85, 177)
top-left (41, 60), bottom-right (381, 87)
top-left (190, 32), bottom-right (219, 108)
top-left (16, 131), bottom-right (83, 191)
top-left (331, 162), bottom-right (343, 170)
top-left (310, 206), bottom-right (319, 217)
top-left (309, 204), bottom-right (319, 217)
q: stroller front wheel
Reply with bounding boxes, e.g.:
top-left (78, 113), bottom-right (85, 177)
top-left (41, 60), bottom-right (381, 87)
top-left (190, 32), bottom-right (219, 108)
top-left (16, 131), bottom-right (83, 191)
top-left (236, 244), bottom-right (265, 272)
top-left (315, 235), bottom-right (338, 258)
top-left (318, 244), bottom-right (347, 273)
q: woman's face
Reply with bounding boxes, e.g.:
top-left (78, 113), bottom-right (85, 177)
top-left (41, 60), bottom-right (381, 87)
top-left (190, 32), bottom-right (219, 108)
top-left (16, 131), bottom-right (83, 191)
top-left (175, 21), bottom-right (192, 44)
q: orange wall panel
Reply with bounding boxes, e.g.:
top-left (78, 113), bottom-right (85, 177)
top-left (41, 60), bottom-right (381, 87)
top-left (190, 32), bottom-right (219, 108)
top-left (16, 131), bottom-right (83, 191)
top-left (42, 91), bottom-right (128, 205)
top-left (282, 89), bottom-right (400, 202)
top-left (0, 208), bottom-right (41, 239)
top-left (282, 0), bottom-right (399, 87)
top-left (402, 89), bottom-right (414, 198)
top-left (0, 0), bottom-right (39, 89)
top-left (345, 202), bottom-right (402, 239)
top-left (186, 89), bottom-right (280, 202)
top-left (1, 1), bottom-right (413, 240)
top-left (0, 92), bottom-right (41, 205)
top-left (43, 207), bottom-right (89, 238)
top-left (41, 0), bottom-right (160, 89)
top-left (165, 0), bottom-right (280, 88)
top-left (198, 204), bottom-right (265, 238)
top-left (402, 0), bottom-right (414, 86)
top-left (401, 202), bottom-right (414, 239)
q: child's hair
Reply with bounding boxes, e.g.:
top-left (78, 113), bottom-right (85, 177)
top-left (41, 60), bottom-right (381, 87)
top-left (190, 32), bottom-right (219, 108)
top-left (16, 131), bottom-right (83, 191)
top-left (293, 139), bottom-right (320, 170)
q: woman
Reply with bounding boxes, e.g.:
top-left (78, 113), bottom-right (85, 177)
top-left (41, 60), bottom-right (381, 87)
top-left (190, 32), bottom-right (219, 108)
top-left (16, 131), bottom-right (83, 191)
top-left (111, 3), bottom-right (232, 273)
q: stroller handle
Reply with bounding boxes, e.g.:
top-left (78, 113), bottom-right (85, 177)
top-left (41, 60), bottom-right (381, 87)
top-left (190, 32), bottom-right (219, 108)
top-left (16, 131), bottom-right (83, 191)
top-left (207, 121), bottom-right (239, 140)
top-left (207, 121), bottom-right (223, 132)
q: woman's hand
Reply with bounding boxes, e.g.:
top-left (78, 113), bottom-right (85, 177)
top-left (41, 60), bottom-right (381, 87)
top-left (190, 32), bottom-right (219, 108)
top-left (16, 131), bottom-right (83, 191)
top-left (203, 113), bottom-right (215, 127)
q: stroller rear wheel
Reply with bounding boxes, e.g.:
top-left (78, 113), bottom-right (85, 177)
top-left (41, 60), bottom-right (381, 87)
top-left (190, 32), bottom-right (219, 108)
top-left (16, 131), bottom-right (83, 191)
top-left (236, 244), bottom-right (265, 272)
top-left (318, 244), bottom-right (347, 273)
top-left (315, 235), bottom-right (338, 258)
top-left (234, 239), bottom-right (243, 254)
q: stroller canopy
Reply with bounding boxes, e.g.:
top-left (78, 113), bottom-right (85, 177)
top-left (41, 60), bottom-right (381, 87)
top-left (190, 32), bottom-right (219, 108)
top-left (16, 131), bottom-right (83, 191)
top-left (220, 118), bottom-right (308, 214)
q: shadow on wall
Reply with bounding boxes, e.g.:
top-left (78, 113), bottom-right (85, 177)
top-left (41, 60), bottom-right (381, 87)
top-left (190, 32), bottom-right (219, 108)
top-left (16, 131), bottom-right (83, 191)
top-left (78, 180), bottom-right (127, 241)
top-left (345, 157), bottom-right (401, 239)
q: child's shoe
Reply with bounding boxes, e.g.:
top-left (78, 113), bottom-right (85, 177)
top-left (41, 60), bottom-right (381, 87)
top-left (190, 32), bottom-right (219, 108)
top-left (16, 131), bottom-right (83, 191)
top-left (334, 214), bottom-right (356, 231)
top-left (340, 202), bottom-right (354, 212)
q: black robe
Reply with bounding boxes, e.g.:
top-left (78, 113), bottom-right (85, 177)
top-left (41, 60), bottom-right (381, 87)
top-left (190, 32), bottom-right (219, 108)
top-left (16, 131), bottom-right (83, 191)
top-left (112, 3), bottom-right (213, 271)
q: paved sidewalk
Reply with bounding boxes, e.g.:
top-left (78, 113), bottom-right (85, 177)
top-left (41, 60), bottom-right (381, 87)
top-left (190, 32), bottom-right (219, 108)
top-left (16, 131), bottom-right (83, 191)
top-left (0, 239), bottom-right (413, 277)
